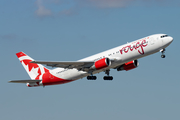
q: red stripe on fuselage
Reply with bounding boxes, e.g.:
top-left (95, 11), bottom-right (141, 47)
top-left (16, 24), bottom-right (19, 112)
top-left (42, 71), bottom-right (74, 86)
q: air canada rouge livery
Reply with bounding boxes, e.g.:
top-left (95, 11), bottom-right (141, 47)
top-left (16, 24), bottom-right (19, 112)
top-left (9, 34), bottom-right (173, 87)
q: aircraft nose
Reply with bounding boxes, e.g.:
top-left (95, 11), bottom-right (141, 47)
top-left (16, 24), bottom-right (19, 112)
top-left (169, 36), bottom-right (173, 43)
top-left (163, 36), bottom-right (173, 47)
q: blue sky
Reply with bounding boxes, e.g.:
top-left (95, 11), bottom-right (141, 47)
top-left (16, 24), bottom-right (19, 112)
top-left (0, 0), bottom-right (180, 120)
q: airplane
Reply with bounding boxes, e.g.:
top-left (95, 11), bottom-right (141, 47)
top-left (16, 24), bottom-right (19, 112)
top-left (9, 34), bottom-right (173, 87)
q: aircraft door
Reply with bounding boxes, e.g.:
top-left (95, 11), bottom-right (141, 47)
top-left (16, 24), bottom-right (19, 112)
top-left (161, 37), bottom-right (164, 46)
top-left (150, 37), bottom-right (155, 45)
top-left (49, 73), bottom-right (54, 79)
top-left (157, 36), bottom-right (163, 47)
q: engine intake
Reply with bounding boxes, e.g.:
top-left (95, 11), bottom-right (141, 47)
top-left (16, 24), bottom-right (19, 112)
top-left (117, 60), bottom-right (139, 71)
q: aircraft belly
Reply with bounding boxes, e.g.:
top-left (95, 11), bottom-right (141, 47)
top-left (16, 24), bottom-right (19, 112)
top-left (53, 69), bottom-right (87, 80)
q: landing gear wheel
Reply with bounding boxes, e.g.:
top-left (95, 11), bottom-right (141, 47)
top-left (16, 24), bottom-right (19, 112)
top-left (161, 55), bottom-right (165, 58)
top-left (93, 76), bottom-right (97, 80)
top-left (103, 76), bottom-right (113, 80)
top-left (160, 48), bottom-right (166, 58)
top-left (87, 76), bottom-right (97, 80)
top-left (104, 70), bottom-right (113, 80)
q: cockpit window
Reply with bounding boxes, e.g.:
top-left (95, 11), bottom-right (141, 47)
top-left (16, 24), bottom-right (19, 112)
top-left (161, 35), bottom-right (168, 38)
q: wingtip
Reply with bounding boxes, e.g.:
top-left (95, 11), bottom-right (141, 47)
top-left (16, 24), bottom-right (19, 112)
top-left (8, 80), bottom-right (15, 83)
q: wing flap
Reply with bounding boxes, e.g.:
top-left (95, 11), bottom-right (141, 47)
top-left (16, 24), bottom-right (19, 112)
top-left (9, 80), bottom-right (41, 83)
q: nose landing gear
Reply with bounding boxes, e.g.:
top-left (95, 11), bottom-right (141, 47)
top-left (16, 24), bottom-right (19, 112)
top-left (160, 49), bottom-right (166, 58)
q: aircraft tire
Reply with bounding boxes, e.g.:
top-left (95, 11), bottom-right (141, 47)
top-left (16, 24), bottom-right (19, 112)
top-left (87, 76), bottom-right (97, 80)
top-left (103, 76), bottom-right (113, 80)
top-left (161, 55), bottom-right (165, 58)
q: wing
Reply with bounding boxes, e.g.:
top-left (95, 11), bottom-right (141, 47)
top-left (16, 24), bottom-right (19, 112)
top-left (31, 57), bottom-right (121, 71)
top-left (31, 61), bottom-right (94, 70)
top-left (9, 80), bottom-right (41, 83)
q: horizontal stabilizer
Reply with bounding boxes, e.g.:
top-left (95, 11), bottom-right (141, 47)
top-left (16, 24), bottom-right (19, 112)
top-left (9, 80), bottom-right (41, 83)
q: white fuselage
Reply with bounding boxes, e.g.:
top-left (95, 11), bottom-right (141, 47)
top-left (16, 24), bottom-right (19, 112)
top-left (49, 34), bottom-right (173, 80)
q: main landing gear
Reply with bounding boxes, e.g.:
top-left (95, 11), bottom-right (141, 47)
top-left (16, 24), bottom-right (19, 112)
top-left (160, 48), bottom-right (166, 58)
top-left (87, 70), bottom-right (113, 80)
top-left (87, 72), bottom-right (97, 80)
top-left (103, 70), bottom-right (113, 80)
top-left (87, 76), bottom-right (97, 80)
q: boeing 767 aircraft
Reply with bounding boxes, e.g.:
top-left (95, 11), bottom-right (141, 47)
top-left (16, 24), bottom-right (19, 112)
top-left (9, 34), bottom-right (173, 87)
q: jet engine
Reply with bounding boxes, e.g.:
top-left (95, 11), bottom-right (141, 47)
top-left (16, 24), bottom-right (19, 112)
top-left (91, 58), bottom-right (111, 70)
top-left (117, 60), bottom-right (139, 71)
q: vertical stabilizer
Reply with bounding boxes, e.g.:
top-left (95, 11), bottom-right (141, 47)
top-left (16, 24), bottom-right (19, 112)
top-left (16, 52), bottom-right (49, 80)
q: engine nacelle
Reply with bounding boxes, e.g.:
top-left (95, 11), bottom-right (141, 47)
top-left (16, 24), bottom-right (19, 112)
top-left (117, 60), bottom-right (139, 71)
top-left (91, 58), bottom-right (111, 70)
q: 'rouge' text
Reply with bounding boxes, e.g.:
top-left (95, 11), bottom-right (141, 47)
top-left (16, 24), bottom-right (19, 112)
top-left (120, 40), bottom-right (148, 55)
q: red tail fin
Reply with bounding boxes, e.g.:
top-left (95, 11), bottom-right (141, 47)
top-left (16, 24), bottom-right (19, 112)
top-left (16, 52), bottom-right (49, 80)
